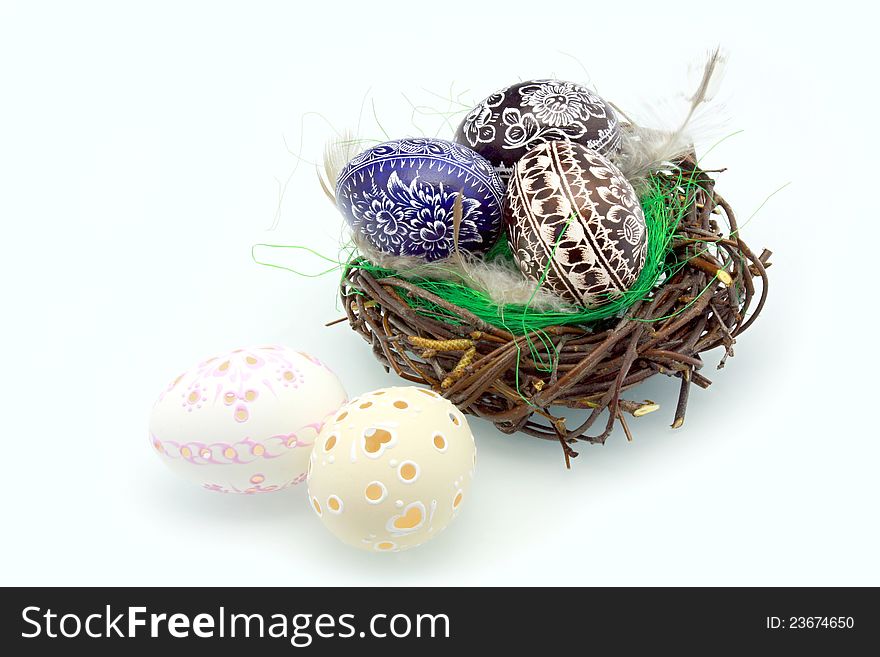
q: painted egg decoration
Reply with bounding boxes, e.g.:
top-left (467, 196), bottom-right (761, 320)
top-left (454, 79), bottom-right (621, 184)
top-left (307, 386), bottom-right (476, 552)
top-left (505, 140), bottom-right (648, 307)
top-left (335, 137), bottom-right (504, 261)
top-left (149, 345), bottom-right (347, 494)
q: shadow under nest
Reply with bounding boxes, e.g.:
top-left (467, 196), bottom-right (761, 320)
top-left (336, 156), bottom-right (771, 467)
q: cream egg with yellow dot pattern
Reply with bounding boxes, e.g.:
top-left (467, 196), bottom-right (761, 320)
top-left (307, 386), bottom-right (476, 552)
top-left (149, 345), bottom-right (347, 494)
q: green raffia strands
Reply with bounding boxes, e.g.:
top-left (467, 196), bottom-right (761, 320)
top-left (344, 169), bottom-right (707, 335)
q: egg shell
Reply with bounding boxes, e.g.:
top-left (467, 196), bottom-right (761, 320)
top-left (335, 137), bottom-right (504, 261)
top-left (505, 140), bottom-right (648, 307)
top-left (307, 386), bottom-right (476, 552)
top-left (454, 79), bottom-right (621, 185)
top-left (149, 345), bottom-right (347, 494)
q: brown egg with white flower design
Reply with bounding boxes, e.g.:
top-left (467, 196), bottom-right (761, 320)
top-left (504, 140), bottom-right (647, 307)
top-left (454, 79), bottom-right (621, 185)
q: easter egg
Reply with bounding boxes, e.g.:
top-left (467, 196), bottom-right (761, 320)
top-left (505, 140), bottom-right (647, 307)
top-left (454, 79), bottom-right (621, 184)
top-left (149, 345), bottom-right (347, 494)
top-left (335, 137), bottom-right (504, 261)
top-left (307, 386), bottom-right (476, 552)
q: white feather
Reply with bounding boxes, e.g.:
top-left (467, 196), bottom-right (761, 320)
top-left (318, 131), bottom-right (368, 203)
top-left (350, 232), bottom-right (573, 312)
top-left (611, 48), bottom-right (728, 192)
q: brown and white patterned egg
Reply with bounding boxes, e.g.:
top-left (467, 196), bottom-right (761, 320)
top-left (504, 140), bottom-right (647, 307)
top-left (454, 79), bottom-right (621, 185)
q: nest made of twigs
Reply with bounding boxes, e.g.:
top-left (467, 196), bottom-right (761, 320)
top-left (335, 157), bottom-right (771, 466)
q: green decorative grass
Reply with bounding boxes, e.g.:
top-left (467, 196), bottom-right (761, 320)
top-left (344, 169), bottom-right (703, 336)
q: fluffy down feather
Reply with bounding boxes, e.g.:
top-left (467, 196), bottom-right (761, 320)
top-left (611, 48), bottom-right (727, 192)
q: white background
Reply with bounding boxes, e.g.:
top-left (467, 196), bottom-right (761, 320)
top-left (1, 0), bottom-right (877, 586)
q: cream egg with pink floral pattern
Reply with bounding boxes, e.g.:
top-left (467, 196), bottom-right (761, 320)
top-left (149, 345), bottom-right (347, 493)
top-left (307, 386), bottom-right (476, 552)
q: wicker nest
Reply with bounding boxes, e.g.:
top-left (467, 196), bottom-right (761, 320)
top-left (337, 157), bottom-right (771, 466)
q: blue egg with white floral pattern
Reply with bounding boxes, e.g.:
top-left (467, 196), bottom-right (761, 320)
top-left (335, 137), bottom-right (505, 261)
